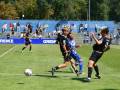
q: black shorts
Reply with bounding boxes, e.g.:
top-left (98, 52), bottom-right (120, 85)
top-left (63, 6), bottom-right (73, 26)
top-left (89, 51), bottom-right (103, 63)
top-left (25, 42), bottom-right (31, 45)
top-left (62, 52), bottom-right (72, 62)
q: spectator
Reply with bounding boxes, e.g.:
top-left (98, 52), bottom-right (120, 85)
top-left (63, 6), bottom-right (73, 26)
top-left (11, 27), bottom-right (14, 36)
top-left (16, 22), bottom-right (20, 32)
top-left (9, 23), bottom-right (14, 31)
top-left (84, 24), bottom-right (88, 31)
top-left (79, 24), bottom-right (84, 33)
top-left (48, 32), bottom-right (51, 38)
top-left (13, 23), bottom-right (17, 32)
top-left (2, 24), bottom-right (7, 33)
top-left (20, 32), bottom-right (24, 38)
top-left (28, 24), bottom-right (32, 33)
top-left (9, 23), bottom-right (14, 36)
top-left (6, 33), bottom-right (10, 39)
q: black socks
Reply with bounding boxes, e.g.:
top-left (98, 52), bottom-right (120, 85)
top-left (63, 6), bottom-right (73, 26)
top-left (94, 65), bottom-right (99, 76)
top-left (88, 67), bottom-right (93, 78)
top-left (29, 46), bottom-right (32, 51)
top-left (55, 66), bottom-right (59, 70)
top-left (22, 47), bottom-right (26, 51)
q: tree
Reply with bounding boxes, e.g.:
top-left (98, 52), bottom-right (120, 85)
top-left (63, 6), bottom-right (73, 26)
top-left (51, 0), bottom-right (87, 20)
top-left (16, 0), bottom-right (37, 19)
top-left (109, 0), bottom-right (120, 21)
top-left (0, 0), bottom-right (120, 21)
top-left (36, 0), bottom-right (54, 19)
top-left (0, 1), bottom-right (18, 19)
top-left (90, 0), bottom-right (110, 20)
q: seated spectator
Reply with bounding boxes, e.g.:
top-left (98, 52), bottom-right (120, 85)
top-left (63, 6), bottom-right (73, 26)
top-left (6, 33), bottom-right (10, 39)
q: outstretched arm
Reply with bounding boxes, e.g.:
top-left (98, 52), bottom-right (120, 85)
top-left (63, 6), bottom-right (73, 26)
top-left (91, 33), bottom-right (102, 45)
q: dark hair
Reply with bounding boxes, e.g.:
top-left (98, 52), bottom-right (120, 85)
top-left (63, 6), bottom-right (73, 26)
top-left (101, 28), bottom-right (109, 34)
top-left (67, 33), bottom-right (73, 39)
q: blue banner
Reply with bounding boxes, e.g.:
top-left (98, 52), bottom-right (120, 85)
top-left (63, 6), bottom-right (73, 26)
top-left (0, 38), bottom-right (56, 44)
top-left (0, 20), bottom-right (115, 33)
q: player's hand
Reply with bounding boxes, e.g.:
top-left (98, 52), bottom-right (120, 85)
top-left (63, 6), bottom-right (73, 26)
top-left (64, 51), bottom-right (69, 56)
top-left (90, 32), bottom-right (95, 37)
top-left (65, 51), bottom-right (69, 54)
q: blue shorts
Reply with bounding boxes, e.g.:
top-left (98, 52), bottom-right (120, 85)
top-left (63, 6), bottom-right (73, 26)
top-left (70, 50), bottom-right (81, 62)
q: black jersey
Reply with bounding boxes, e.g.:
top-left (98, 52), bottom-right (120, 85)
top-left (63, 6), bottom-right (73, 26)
top-left (25, 36), bottom-right (31, 45)
top-left (25, 37), bottom-right (30, 42)
top-left (93, 37), bottom-right (111, 52)
top-left (56, 33), bottom-right (69, 53)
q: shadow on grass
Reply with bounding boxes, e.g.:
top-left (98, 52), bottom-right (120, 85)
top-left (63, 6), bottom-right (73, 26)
top-left (48, 70), bottom-right (72, 74)
top-left (17, 82), bottom-right (24, 84)
top-left (71, 77), bottom-right (91, 83)
top-left (32, 74), bottom-right (58, 78)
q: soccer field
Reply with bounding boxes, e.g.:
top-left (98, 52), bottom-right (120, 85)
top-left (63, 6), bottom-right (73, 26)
top-left (0, 44), bottom-right (120, 90)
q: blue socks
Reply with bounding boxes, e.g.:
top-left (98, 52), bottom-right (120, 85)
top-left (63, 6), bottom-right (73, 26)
top-left (79, 60), bottom-right (83, 73)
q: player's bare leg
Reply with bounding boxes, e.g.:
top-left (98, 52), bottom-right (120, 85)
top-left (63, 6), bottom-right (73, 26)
top-left (51, 61), bottom-right (70, 76)
top-left (70, 60), bottom-right (79, 76)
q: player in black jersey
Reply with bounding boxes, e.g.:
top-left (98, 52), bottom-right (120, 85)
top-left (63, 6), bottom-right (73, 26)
top-left (51, 28), bottom-right (79, 76)
top-left (22, 33), bottom-right (32, 52)
top-left (86, 28), bottom-right (112, 81)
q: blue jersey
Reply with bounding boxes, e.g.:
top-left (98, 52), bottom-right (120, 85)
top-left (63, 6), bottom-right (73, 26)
top-left (68, 39), bottom-right (83, 73)
top-left (68, 39), bottom-right (80, 60)
top-left (68, 39), bottom-right (77, 53)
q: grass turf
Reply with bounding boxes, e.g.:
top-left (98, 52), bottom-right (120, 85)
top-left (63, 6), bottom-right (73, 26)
top-left (0, 44), bottom-right (120, 90)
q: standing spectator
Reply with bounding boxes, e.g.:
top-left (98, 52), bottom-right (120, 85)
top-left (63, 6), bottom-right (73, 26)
top-left (79, 24), bottom-right (84, 33)
top-left (70, 24), bottom-right (75, 32)
top-left (48, 32), bottom-right (51, 38)
top-left (9, 23), bottom-right (14, 31)
top-left (95, 24), bottom-right (100, 33)
top-left (13, 23), bottom-right (17, 32)
top-left (95, 24), bottom-right (97, 33)
top-left (11, 26), bottom-right (14, 36)
top-left (2, 24), bottom-right (7, 33)
top-left (35, 29), bottom-right (39, 36)
top-left (116, 28), bottom-right (120, 44)
top-left (28, 24), bottom-right (32, 33)
top-left (84, 23), bottom-right (88, 31)
top-left (16, 22), bottom-right (20, 32)
top-left (9, 23), bottom-right (14, 36)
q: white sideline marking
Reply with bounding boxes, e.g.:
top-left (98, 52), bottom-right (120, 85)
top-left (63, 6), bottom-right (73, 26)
top-left (0, 46), bottom-right (16, 58)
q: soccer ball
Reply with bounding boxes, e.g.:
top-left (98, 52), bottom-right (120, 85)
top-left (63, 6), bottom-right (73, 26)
top-left (24, 69), bottom-right (32, 76)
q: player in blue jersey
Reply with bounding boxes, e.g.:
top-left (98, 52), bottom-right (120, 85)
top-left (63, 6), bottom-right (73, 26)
top-left (67, 33), bottom-right (83, 74)
top-left (51, 28), bottom-right (79, 76)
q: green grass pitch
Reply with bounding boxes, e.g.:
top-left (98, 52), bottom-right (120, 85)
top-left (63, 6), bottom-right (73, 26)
top-left (0, 44), bottom-right (120, 90)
